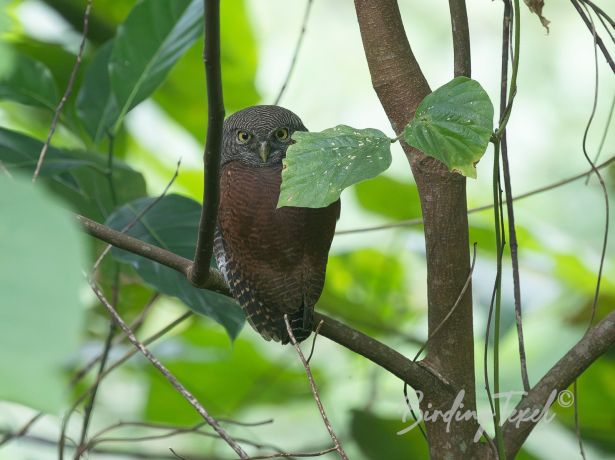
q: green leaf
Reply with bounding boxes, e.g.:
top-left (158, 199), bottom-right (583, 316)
top-left (350, 410), bottom-right (430, 459)
top-left (355, 176), bottom-right (421, 220)
top-left (553, 358), bottom-right (615, 452)
top-left (320, 249), bottom-right (416, 336)
top-left (0, 175), bottom-right (86, 413)
top-left (105, 194), bottom-right (245, 339)
top-left (0, 127), bottom-right (146, 221)
top-left (0, 49), bottom-right (59, 110)
top-left (154, 0), bottom-right (260, 140)
top-left (278, 126), bottom-right (392, 208)
top-left (404, 76), bottom-right (494, 178)
top-left (76, 41), bottom-right (119, 142)
top-left (109, 0), bottom-right (203, 129)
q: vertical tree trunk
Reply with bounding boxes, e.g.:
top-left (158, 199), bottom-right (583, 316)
top-left (354, 0), bottom-right (480, 456)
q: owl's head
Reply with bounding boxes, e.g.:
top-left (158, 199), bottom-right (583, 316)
top-left (222, 105), bottom-right (307, 167)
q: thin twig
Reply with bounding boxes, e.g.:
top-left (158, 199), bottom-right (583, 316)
top-left (413, 243), bottom-right (477, 362)
top-left (74, 129), bottom-right (122, 460)
top-left (335, 154), bottom-right (615, 235)
top-left (59, 310), bottom-right (194, 459)
top-left (273, 0), bottom-right (314, 105)
top-left (0, 413), bottom-right (44, 447)
top-left (190, 0), bottom-right (224, 286)
top-left (284, 315), bottom-right (348, 460)
top-left (585, 92), bottom-right (614, 185)
top-left (88, 280), bottom-right (248, 458)
top-left (32, 0), bottom-right (92, 182)
top-left (498, 0), bottom-right (531, 393)
top-left (244, 448), bottom-right (337, 459)
top-left (90, 418), bottom-right (272, 442)
top-left (90, 429), bottom-right (281, 454)
top-left (1, 431), bottom-right (218, 459)
top-left (573, 5), bottom-right (611, 458)
top-left (402, 383), bottom-right (427, 440)
top-left (580, 0), bottom-right (615, 28)
top-left (74, 269), bottom-right (120, 459)
top-left (577, 0), bottom-right (610, 339)
top-left (70, 292), bottom-right (160, 386)
top-left (306, 319), bottom-right (324, 363)
top-left (570, 0), bottom-right (615, 73)
top-left (573, 380), bottom-right (588, 460)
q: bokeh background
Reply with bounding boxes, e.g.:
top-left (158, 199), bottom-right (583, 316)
top-left (0, 0), bottom-right (614, 458)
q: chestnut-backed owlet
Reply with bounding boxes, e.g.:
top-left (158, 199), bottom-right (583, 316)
top-left (214, 105), bottom-right (339, 344)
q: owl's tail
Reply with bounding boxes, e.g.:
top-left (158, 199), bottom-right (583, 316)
top-left (244, 299), bottom-right (313, 344)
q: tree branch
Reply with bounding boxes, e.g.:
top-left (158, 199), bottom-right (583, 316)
top-left (32, 0), bottom-right (91, 182)
top-left (77, 214), bottom-right (229, 296)
top-left (448, 0), bottom-right (471, 77)
top-left (190, 0), bottom-right (225, 286)
top-left (314, 313), bottom-right (453, 394)
top-left (77, 214), bottom-right (450, 394)
top-left (500, 310), bottom-right (615, 458)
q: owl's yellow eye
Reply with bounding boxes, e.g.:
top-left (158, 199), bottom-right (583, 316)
top-left (237, 131), bottom-right (251, 143)
top-left (274, 128), bottom-right (289, 141)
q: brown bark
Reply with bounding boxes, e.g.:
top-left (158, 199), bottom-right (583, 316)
top-left (353, 0), bottom-right (479, 457)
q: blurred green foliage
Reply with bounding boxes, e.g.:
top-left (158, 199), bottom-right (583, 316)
top-left (0, 1), bottom-right (613, 459)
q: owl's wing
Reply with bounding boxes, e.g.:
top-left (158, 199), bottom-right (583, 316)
top-left (215, 225), bottom-right (310, 342)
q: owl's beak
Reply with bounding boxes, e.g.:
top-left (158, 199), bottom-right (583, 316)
top-left (259, 142), bottom-right (270, 163)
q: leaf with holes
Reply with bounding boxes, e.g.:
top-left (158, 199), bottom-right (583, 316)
top-left (404, 76), bottom-right (494, 178)
top-left (105, 194), bottom-right (245, 339)
top-left (278, 126), bottom-right (392, 208)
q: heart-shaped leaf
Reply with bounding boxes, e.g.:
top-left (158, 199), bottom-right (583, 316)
top-left (105, 194), bottom-right (245, 339)
top-left (404, 76), bottom-right (494, 178)
top-left (278, 125), bottom-right (392, 208)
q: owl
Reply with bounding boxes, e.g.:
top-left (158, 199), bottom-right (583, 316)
top-left (214, 105), bottom-right (340, 344)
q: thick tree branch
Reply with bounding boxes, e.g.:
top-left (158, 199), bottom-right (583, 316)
top-left (77, 214), bottom-right (229, 295)
top-left (448, 0), bottom-right (471, 77)
top-left (314, 313), bottom-right (453, 395)
top-left (190, 0), bottom-right (225, 286)
top-left (500, 310), bottom-right (615, 458)
top-left (78, 215), bottom-right (449, 394)
top-left (353, 1), bottom-right (479, 456)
